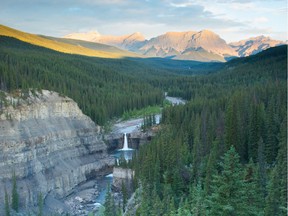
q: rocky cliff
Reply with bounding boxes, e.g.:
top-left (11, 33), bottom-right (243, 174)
top-left (0, 90), bottom-right (114, 213)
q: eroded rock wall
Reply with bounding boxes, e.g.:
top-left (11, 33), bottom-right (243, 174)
top-left (0, 90), bottom-right (113, 211)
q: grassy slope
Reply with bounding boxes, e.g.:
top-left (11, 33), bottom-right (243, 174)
top-left (0, 24), bottom-right (135, 59)
top-left (40, 35), bottom-right (139, 57)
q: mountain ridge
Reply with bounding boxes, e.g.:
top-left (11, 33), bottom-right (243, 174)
top-left (0, 24), bottom-right (138, 59)
top-left (229, 35), bottom-right (284, 57)
top-left (0, 24), bottom-right (284, 62)
top-left (64, 29), bottom-right (285, 61)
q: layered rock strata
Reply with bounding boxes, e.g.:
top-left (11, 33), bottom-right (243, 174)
top-left (0, 90), bottom-right (113, 212)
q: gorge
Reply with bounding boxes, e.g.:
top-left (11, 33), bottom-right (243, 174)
top-left (0, 90), bottom-right (114, 214)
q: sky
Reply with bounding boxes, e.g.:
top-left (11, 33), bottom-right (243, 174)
top-left (0, 0), bottom-right (287, 42)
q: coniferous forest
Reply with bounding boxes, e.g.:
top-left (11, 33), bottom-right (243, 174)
top-left (130, 45), bottom-right (287, 215)
top-left (0, 36), bottom-right (165, 125)
top-left (0, 34), bottom-right (287, 215)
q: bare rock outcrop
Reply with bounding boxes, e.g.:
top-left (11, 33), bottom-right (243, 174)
top-left (0, 90), bottom-right (114, 213)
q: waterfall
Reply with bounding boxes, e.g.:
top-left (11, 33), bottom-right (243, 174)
top-left (122, 133), bottom-right (129, 150)
top-left (120, 133), bottom-right (133, 151)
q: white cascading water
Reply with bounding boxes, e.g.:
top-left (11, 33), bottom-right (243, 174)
top-left (122, 133), bottom-right (129, 150)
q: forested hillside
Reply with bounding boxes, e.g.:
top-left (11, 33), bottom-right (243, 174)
top-left (128, 45), bottom-right (287, 215)
top-left (0, 35), bottom-right (225, 125)
top-left (0, 24), bottom-right (136, 58)
top-left (0, 36), bottom-right (165, 125)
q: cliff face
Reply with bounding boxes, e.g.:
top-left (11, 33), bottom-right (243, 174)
top-left (0, 90), bottom-right (113, 210)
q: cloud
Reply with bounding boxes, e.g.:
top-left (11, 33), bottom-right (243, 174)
top-left (253, 17), bottom-right (269, 24)
top-left (0, 0), bottom-right (286, 42)
top-left (170, 2), bottom-right (193, 8)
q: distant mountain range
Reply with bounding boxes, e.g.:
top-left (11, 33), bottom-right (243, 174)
top-left (0, 24), bottom-right (138, 59)
top-left (229, 35), bottom-right (284, 57)
top-left (64, 30), bottom-right (284, 62)
top-left (0, 24), bottom-right (284, 62)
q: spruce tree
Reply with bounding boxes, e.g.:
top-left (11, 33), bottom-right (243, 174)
top-left (277, 119), bottom-right (287, 214)
top-left (265, 119), bottom-right (287, 216)
top-left (244, 159), bottom-right (264, 215)
top-left (38, 192), bottom-right (43, 216)
top-left (11, 172), bottom-right (19, 212)
top-left (207, 146), bottom-right (248, 216)
top-left (257, 137), bottom-right (267, 199)
top-left (5, 187), bottom-right (10, 216)
top-left (151, 186), bottom-right (163, 216)
top-left (204, 140), bottom-right (219, 195)
top-left (264, 166), bottom-right (281, 216)
top-left (121, 182), bottom-right (128, 212)
top-left (190, 183), bottom-right (207, 216)
top-left (104, 184), bottom-right (116, 216)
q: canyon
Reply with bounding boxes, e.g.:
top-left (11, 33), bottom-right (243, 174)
top-left (0, 90), bottom-right (114, 214)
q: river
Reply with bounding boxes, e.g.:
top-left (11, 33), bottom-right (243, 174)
top-left (93, 95), bottom-right (186, 207)
top-left (111, 95), bottom-right (185, 134)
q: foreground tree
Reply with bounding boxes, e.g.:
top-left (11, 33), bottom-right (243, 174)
top-left (207, 146), bottom-right (248, 216)
top-left (11, 172), bottom-right (19, 212)
top-left (104, 184), bottom-right (117, 216)
top-left (5, 187), bottom-right (10, 216)
top-left (264, 119), bottom-right (287, 216)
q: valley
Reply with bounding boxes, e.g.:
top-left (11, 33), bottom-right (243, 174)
top-left (0, 24), bottom-right (287, 216)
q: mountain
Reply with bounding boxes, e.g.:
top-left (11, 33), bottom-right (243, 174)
top-left (64, 31), bottom-right (146, 52)
top-left (229, 35), bottom-right (284, 57)
top-left (139, 30), bottom-right (237, 61)
top-left (0, 24), bottom-right (137, 58)
top-left (64, 30), bottom-right (284, 62)
top-left (139, 31), bottom-right (197, 55)
top-left (40, 35), bottom-right (139, 57)
top-left (64, 30), bottom-right (236, 62)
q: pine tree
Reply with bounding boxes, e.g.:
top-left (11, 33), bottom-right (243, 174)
top-left (257, 137), bottom-right (267, 199)
top-left (162, 184), bottom-right (175, 216)
top-left (264, 166), bottom-right (281, 216)
top-left (190, 183), bottom-right (207, 216)
top-left (265, 97), bottom-right (279, 164)
top-left (11, 171), bottom-right (19, 212)
top-left (151, 186), bottom-right (163, 216)
top-left (152, 114), bottom-right (156, 125)
top-left (277, 119), bottom-right (287, 214)
top-left (121, 182), bottom-right (128, 212)
top-left (104, 184), bottom-right (116, 216)
top-left (224, 98), bottom-right (240, 152)
top-left (265, 119), bottom-right (287, 216)
top-left (5, 187), bottom-right (10, 216)
top-left (207, 146), bottom-right (248, 216)
top-left (38, 192), bottom-right (43, 216)
top-left (243, 159), bottom-right (264, 215)
top-left (139, 187), bottom-right (152, 216)
top-left (204, 140), bottom-right (219, 195)
top-left (192, 116), bottom-right (201, 181)
top-left (167, 197), bottom-right (176, 216)
top-left (176, 199), bottom-right (192, 216)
